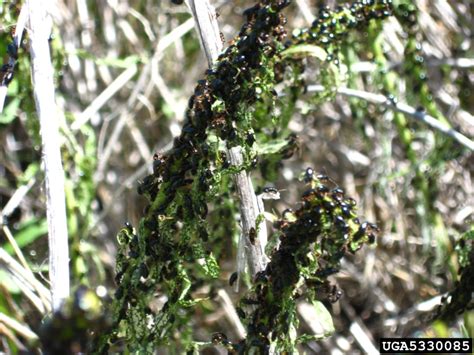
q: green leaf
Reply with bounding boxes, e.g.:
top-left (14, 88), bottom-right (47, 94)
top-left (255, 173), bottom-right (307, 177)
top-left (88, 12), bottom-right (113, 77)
top-left (3, 218), bottom-right (48, 255)
top-left (19, 163), bottom-right (40, 185)
top-left (0, 97), bottom-right (20, 124)
top-left (281, 44), bottom-right (327, 61)
top-left (179, 297), bottom-right (208, 308)
top-left (162, 102), bottom-right (175, 119)
top-left (457, 229), bottom-right (473, 268)
top-left (73, 49), bottom-right (142, 68)
top-left (95, 56), bottom-right (141, 68)
top-left (432, 319), bottom-right (449, 338)
top-left (313, 301), bottom-right (335, 333)
top-left (0, 269), bottom-right (20, 293)
top-left (255, 138), bottom-right (289, 155)
top-left (200, 253), bottom-right (220, 279)
top-left (299, 301), bottom-right (335, 337)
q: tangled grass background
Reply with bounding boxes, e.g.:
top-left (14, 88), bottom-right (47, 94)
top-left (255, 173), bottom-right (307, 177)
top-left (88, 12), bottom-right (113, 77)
top-left (0, 0), bottom-right (472, 353)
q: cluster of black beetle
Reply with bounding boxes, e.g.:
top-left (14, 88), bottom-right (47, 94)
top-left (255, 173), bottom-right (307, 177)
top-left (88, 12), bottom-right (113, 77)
top-left (0, 26), bottom-right (18, 88)
top-left (137, 0), bottom-right (292, 204)
top-left (108, 0), bottom-right (394, 351)
top-left (213, 168), bottom-right (378, 352)
top-left (106, 0), bottom-right (295, 349)
top-left (296, 1), bottom-right (392, 63)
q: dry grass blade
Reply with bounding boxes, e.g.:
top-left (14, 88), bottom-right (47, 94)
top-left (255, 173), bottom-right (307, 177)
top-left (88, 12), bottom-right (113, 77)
top-left (295, 0), bottom-right (315, 25)
top-left (0, 322), bottom-right (27, 352)
top-left (0, 312), bottom-right (39, 341)
top-left (0, 248), bottom-right (51, 313)
top-left (2, 226), bottom-right (30, 275)
top-left (27, 0), bottom-right (70, 311)
top-left (216, 289), bottom-right (246, 339)
top-left (0, 86), bottom-right (7, 113)
top-left (72, 65), bottom-right (138, 131)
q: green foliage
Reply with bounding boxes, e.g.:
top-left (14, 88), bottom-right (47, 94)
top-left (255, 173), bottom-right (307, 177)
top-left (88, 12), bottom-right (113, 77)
top-left (456, 230), bottom-right (473, 269)
top-left (221, 171), bottom-right (378, 352)
top-left (433, 228), bottom-right (474, 322)
top-left (102, 0), bottom-right (393, 352)
top-left (62, 123), bottom-right (100, 283)
top-left (1, 0), bottom-right (472, 353)
top-left (2, 217), bottom-right (48, 255)
top-left (0, 96), bottom-right (20, 124)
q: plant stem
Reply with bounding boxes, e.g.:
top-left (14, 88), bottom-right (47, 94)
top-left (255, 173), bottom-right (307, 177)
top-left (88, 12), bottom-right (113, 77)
top-left (305, 85), bottom-right (474, 151)
top-left (186, 0), bottom-right (268, 278)
top-left (27, 0), bottom-right (70, 312)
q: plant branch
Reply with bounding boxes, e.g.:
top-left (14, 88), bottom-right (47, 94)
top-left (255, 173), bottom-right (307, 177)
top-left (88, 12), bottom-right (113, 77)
top-left (306, 85), bottom-right (474, 151)
top-left (185, 0), bottom-right (222, 67)
top-left (186, 0), bottom-right (268, 279)
top-left (229, 147), bottom-right (269, 277)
